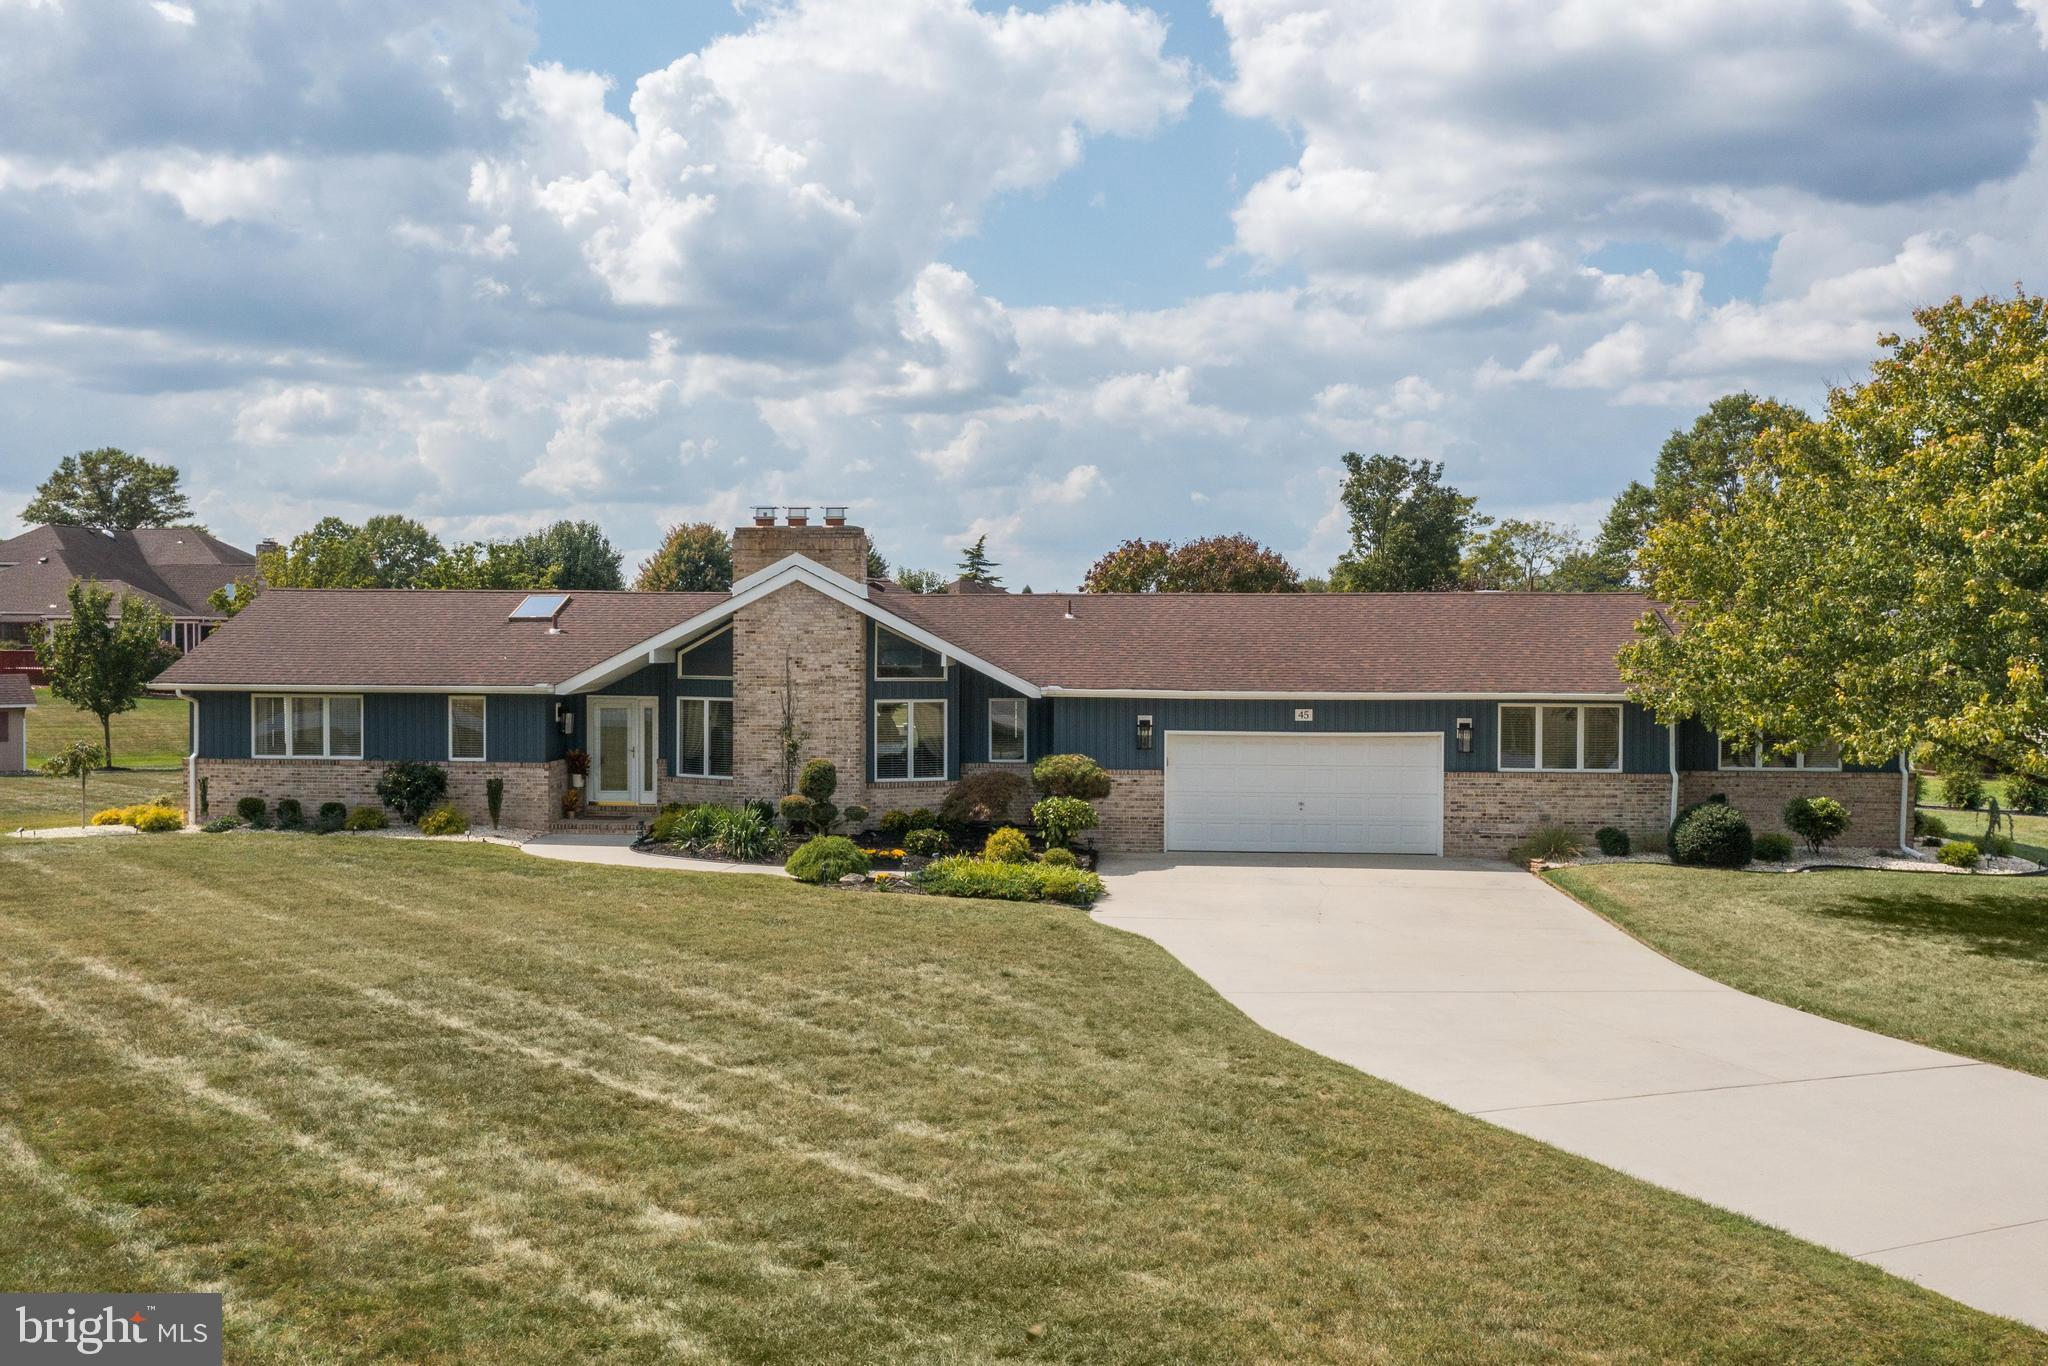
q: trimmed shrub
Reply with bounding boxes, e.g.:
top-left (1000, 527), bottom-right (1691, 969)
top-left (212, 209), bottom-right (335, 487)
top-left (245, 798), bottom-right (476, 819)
top-left (778, 794), bottom-right (815, 830)
top-left (785, 835), bottom-right (869, 884)
top-left (798, 758), bottom-right (838, 805)
top-left (1914, 810), bottom-right (1949, 838)
top-left (377, 761), bottom-right (449, 823)
top-left (1938, 839), bottom-right (1980, 869)
top-left (1754, 832), bottom-right (1795, 861)
top-left (1940, 767), bottom-right (1985, 810)
top-left (841, 803), bottom-right (870, 831)
top-left (201, 816), bottom-right (238, 834)
top-left (1032, 753), bottom-right (1112, 800)
top-left (418, 805), bottom-right (469, 836)
top-left (1508, 825), bottom-right (1582, 863)
top-left (2006, 773), bottom-right (2048, 816)
top-left (1594, 827), bottom-right (1630, 857)
top-left (1671, 802), bottom-right (1754, 868)
top-left (1667, 793), bottom-right (1726, 852)
top-left (983, 826), bottom-right (1032, 863)
top-left (344, 806), bottom-right (390, 831)
top-left (485, 777), bottom-right (505, 829)
top-left (940, 770), bottom-right (1028, 826)
top-left (1040, 847), bottom-right (1078, 868)
top-left (275, 797), bottom-right (305, 829)
top-left (1031, 795), bottom-right (1099, 850)
top-left (236, 795), bottom-right (267, 823)
top-left (878, 809), bottom-right (912, 839)
top-left (809, 801), bottom-right (840, 834)
top-left (128, 805), bottom-right (183, 833)
top-left (313, 801), bottom-right (348, 834)
top-left (904, 827), bottom-right (950, 858)
top-left (1783, 796), bottom-right (1850, 855)
top-left (916, 856), bottom-right (1104, 908)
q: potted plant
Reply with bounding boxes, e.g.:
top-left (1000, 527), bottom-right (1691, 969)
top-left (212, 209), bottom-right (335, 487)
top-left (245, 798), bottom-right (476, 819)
top-left (563, 748), bottom-right (589, 815)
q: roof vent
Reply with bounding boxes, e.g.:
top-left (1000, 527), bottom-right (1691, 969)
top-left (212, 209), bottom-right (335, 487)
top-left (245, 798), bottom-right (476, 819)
top-left (1063, 598), bottom-right (1077, 621)
top-left (509, 593), bottom-right (571, 627)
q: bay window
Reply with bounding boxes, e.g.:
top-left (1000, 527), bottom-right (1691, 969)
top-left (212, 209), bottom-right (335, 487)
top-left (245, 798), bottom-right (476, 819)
top-left (1498, 704), bottom-right (1622, 772)
top-left (677, 698), bottom-right (734, 778)
top-left (875, 699), bottom-right (946, 781)
top-left (253, 694), bottom-right (362, 759)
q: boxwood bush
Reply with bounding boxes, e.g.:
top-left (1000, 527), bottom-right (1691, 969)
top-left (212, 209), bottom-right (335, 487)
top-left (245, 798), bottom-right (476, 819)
top-left (916, 856), bottom-right (1104, 907)
top-left (1753, 831), bottom-right (1794, 861)
top-left (235, 795), bottom-right (267, 823)
top-left (1938, 839), bottom-right (1980, 869)
top-left (903, 827), bottom-right (950, 858)
top-left (982, 826), bottom-right (1032, 863)
top-left (1671, 801), bottom-right (1754, 868)
top-left (1594, 826), bottom-right (1630, 857)
top-left (785, 835), bottom-right (869, 884)
top-left (275, 797), bottom-right (304, 829)
top-left (344, 806), bottom-right (390, 831)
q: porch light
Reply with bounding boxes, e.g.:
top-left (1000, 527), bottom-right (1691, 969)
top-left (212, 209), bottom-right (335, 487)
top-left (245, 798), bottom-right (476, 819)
top-left (752, 506), bottom-right (777, 526)
top-left (556, 704), bottom-right (575, 736)
top-left (1456, 716), bottom-right (1473, 754)
top-left (1136, 714), bottom-right (1154, 751)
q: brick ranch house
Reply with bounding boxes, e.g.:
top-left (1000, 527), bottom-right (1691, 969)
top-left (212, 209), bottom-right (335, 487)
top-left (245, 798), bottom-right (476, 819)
top-left (156, 518), bottom-right (1907, 855)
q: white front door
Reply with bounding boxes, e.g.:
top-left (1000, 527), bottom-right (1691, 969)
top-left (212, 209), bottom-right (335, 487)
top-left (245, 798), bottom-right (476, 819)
top-left (590, 697), bottom-right (659, 804)
top-left (1165, 732), bottom-right (1445, 855)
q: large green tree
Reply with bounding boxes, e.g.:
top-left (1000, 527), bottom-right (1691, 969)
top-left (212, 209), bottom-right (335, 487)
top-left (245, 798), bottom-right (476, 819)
top-left (1622, 290), bottom-right (2048, 775)
top-left (635, 522), bottom-right (733, 591)
top-left (258, 517), bottom-right (379, 588)
top-left (1328, 453), bottom-right (1476, 591)
top-left (515, 520), bottom-right (624, 590)
top-left (1081, 538), bottom-right (1173, 592)
top-left (358, 514), bottom-right (444, 588)
top-left (1460, 519), bottom-right (1585, 591)
top-left (415, 541), bottom-right (560, 590)
top-left (23, 448), bottom-right (194, 529)
top-left (1082, 534), bottom-right (1299, 592)
top-left (34, 580), bottom-right (174, 767)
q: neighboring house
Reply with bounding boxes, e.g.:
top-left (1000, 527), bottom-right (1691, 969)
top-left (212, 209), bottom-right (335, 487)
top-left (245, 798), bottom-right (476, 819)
top-left (156, 516), bottom-right (1906, 852)
top-left (0, 524), bottom-right (256, 662)
top-left (0, 672), bottom-right (31, 772)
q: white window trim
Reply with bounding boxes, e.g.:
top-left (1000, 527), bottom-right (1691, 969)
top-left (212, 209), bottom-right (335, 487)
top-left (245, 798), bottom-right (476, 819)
top-left (448, 695), bottom-right (488, 762)
top-left (676, 625), bottom-right (734, 681)
top-left (872, 622), bottom-right (947, 682)
top-left (1716, 737), bottom-right (1843, 772)
top-left (674, 696), bottom-right (735, 780)
top-left (250, 693), bottom-right (364, 760)
top-left (874, 698), bottom-right (948, 782)
top-left (1497, 702), bottom-right (1623, 773)
top-left (987, 697), bottom-right (1028, 764)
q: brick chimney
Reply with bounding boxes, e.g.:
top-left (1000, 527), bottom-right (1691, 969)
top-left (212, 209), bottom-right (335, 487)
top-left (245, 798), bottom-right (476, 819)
top-left (732, 512), bottom-right (869, 582)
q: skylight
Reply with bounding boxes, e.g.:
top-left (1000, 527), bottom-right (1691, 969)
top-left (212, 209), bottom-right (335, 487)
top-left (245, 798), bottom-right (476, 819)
top-left (508, 593), bottom-right (570, 622)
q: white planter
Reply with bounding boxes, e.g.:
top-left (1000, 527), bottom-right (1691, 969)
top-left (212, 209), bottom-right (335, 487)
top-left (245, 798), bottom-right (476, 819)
top-left (570, 773), bottom-right (584, 789)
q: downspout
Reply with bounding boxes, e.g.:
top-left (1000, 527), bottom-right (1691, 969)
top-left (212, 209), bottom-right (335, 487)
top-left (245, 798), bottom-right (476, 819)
top-left (1898, 751), bottom-right (1913, 853)
top-left (177, 689), bottom-right (197, 826)
top-left (1667, 722), bottom-right (1680, 826)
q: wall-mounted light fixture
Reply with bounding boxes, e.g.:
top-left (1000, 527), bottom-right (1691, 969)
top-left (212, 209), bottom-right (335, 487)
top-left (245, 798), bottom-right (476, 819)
top-left (1455, 716), bottom-right (1473, 754)
top-left (557, 703), bottom-right (576, 737)
top-left (1136, 713), bottom-right (1154, 751)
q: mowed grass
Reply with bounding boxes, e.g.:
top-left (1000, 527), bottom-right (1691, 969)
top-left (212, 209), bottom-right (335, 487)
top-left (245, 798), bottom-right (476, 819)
top-left (27, 686), bottom-right (189, 769)
top-left (1918, 799), bottom-right (2048, 864)
top-left (0, 770), bottom-right (182, 830)
top-left (1548, 863), bottom-right (2048, 1079)
top-left (0, 842), bottom-right (2040, 1362)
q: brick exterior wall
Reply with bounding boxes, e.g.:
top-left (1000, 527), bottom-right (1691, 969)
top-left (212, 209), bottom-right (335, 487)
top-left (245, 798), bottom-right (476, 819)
top-left (732, 524), bottom-right (871, 581)
top-left (1680, 771), bottom-right (1905, 848)
top-left (1444, 772), bottom-right (1670, 857)
top-left (191, 757), bottom-right (564, 830)
top-left (731, 581), bottom-right (868, 807)
top-left (1095, 769), bottom-right (1164, 852)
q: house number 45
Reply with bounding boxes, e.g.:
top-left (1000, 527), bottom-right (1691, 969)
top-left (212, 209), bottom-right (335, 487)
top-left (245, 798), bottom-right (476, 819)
top-left (1294, 707), bottom-right (1314, 722)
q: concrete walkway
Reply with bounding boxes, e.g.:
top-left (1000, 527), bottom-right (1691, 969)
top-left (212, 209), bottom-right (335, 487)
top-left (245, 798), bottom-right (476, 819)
top-left (518, 830), bottom-right (789, 876)
top-left (1094, 853), bottom-right (2048, 1331)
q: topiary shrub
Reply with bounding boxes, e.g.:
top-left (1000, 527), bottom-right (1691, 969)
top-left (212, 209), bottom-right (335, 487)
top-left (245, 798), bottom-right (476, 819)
top-left (1031, 795), bottom-right (1099, 850)
top-left (377, 761), bottom-right (449, 824)
top-left (1032, 753), bottom-right (1112, 800)
top-left (878, 809), bottom-right (912, 839)
top-left (798, 757), bottom-right (837, 804)
top-left (1783, 796), bottom-right (1850, 855)
top-left (236, 795), bottom-right (267, 824)
top-left (983, 826), bottom-right (1032, 863)
top-left (344, 805), bottom-right (389, 831)
top-left (904, 827), bottom-right (950, 858)
top-left (940, 770), bottom-right (1028, 826)
top-left (778, 794), bottom-right (815, 833)
top-left (785, 835), bottom-right (869, 884)
top-left (418, 805), bottom-right (469, 836)
top-left (485, 777), bottom-right (505, 828)
top-left (1040, 847), bottom-right (1078, 868)
top-left (1940, 766), bottom-right (1985, 810)
top-left (1754, 832), bottom-right (1794, 861)
top-left (275, 797), bottom-right (304, 829)
top-left (2006, 773), bottom-right (2048, 816)
top-left (1508, 825), bottom-right (1582, 863)
top-left (1671, 802), bottom-right (1754, 868)
top-left (841, 803), bottom-right (870, 831)
top-left (1937, 839), bottom-right (1980, 869)
top-left (1594, 827), bottom-right (1630, 857)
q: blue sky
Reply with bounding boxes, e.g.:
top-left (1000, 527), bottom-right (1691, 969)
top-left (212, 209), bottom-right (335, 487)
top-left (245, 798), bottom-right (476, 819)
top-left (2, 0), bottom-right (2045, 587)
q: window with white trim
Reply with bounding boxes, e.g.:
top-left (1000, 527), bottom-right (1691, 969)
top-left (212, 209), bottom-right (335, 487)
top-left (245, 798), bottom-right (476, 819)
top-left (252, 694), bottom-right (363, 759)
top-left (874, 626), bottom-right (945, 681)
top-left (449, 696), bottom-right (487, 761)
top-left (677, 698), bottom-right (734, 778)
top-left (1718, 736), bottom-right (1842, 770)
top-left (875, 699), bottom-right (946, 780)
top-left (988, 698), bottom-right (1027, 763)
top-left (1498, 704), bottom-right (1622, 772)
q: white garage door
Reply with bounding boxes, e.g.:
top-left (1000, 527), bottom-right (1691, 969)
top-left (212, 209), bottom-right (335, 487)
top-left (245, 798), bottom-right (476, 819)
top-left (1165, 732), bottom-right (1444, 855)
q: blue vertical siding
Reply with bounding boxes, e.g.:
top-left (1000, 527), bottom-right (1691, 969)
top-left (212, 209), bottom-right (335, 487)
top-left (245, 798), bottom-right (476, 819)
top-left (193, 690), bottom-right (558, 764)
top-left (1676, 717), bottom-right (1897, 773)
top-left (678, 629), bottom-right (733, 678)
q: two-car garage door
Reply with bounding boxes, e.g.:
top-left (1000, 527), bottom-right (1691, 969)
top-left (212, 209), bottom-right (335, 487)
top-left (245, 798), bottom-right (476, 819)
top-left (1164, 732), bottom-right (1444, 855)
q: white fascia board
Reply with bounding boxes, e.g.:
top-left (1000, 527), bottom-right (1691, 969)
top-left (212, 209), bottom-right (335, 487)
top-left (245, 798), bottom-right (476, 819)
top-left (165, 682), bottom-right (555, 694)
top-left (730, 552), bottom-right (869, 599)
top-left (1038, 688), bottom-right (1630, 701)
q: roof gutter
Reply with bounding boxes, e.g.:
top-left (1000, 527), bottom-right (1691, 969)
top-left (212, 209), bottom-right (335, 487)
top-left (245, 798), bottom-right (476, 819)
top-left (1037, 688), bottom-right (1631, 702)
top-left (159, 682), bottom-right (557, 694)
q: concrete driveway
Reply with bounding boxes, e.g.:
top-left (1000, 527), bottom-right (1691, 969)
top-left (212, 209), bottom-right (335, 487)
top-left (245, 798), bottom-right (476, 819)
top-left (1095, 853), bottom-right (2048, 1331)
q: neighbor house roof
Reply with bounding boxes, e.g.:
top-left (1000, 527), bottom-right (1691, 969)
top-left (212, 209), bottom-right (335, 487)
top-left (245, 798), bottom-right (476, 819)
top-left (156, 588), bottom-right (729, 689)
top-left (0, 525), bottom-right (254, 622)
top-left (0, 673), bottom-right (34, 708)
top-left (885, 590), bottom-right (1661, 696)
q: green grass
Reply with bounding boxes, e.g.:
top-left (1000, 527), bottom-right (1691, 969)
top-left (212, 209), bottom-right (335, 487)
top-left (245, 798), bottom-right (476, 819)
top-left (1916, 800), bottom-right (2048, 863)
top-left (0, 770), bottom-right (182, 830)
top-left (1548, 862), bottom-right (2048, 1080)
top-left (27, 686), bottom-right (189, 770)
top-left (0, 839), bottom-right (2039, 1361)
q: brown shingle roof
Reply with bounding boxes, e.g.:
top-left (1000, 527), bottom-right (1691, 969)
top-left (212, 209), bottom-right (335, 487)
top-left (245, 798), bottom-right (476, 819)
top-left (157, 588), bottom-right (726, 688)
top-left (0, 673), bottom-right (34, 708)
top-left (0, 525), bottom-right (254, 621)
top-left (886, 591), bottom-right (1660, 694)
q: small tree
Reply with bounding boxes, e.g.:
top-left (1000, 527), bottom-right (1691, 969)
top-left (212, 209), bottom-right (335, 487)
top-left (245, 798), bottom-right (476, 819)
top-left (1782, 796), bottom-right (1849, 856)
top-left (1032, 753), bottom-right (1112, 800)
top-left (956, 535), bottom-right (1002, 586)
top-left (1032, 796), bottom-right (1100, 850)
top-left (42, 740), bottom-right (105, 828)
top-left (375, 761), bottom-right (449, 824)
top-left (35, 579), bottom-right (173, 767)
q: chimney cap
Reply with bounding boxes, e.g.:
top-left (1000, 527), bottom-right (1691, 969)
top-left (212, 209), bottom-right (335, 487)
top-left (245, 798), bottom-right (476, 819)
top-left (751, 506), bottom-right (777, 526)
top-left (823, 505), bottom-right (848, 526)
top-left (784, 505), bottom-right (810, 526)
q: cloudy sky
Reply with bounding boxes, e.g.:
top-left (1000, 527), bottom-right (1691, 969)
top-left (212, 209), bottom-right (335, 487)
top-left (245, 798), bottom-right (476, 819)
top-left (2, 0), bottom-right (2045, 587)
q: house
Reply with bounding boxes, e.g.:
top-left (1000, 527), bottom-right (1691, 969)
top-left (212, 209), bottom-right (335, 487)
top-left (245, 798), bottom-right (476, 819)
top-left (0, 673), bottom-right (32, 773)
top-left (155, 516), bottom-right (1906, 853)
top-left (0, 524), bottom-right (257, 662)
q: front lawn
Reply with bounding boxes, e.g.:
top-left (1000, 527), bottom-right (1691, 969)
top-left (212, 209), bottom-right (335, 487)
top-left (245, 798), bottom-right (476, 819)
top-left (0, 839), bottom-right (2038, 1360)
top-left (1918, 800), bottom-right (2048, 865)
top-left (1548, 862), bottom-right (2048, 1079)
top-left (0, 770), bottom-right (182, 830)
top-left (27, 685), bottom-right (189, 769)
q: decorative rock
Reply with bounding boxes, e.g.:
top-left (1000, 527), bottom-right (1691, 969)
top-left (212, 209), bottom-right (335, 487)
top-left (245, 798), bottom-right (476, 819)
top-left (839, 872), bottom-right (868, 884)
